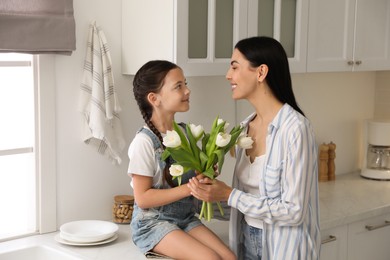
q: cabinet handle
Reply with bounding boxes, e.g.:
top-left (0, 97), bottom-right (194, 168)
top-left (347, 60), bottom-right (354, 65)
top-left (321, 235), bottom-right (337, 244)
top-left (365, 220), bottom-right (390, 231)
top-left (355, 60), bottom-right (362, 65)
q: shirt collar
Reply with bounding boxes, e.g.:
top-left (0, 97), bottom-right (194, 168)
top-left (240, 103), bottom-right (293, 135)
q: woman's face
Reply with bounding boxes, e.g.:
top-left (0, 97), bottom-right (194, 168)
top-left (157, 67), bottom-right (190, 113)
top-left (226, 49), bottom-right (258, 100)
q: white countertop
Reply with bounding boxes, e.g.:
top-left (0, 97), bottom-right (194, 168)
top-left (0, 219), bottom-right (229, 260)
top-left (1, 171), bottom-right (389, 259)
top-left (319, 171), bottom-right (390, 230)
top-left (0, 224), bottom-right (147, 260)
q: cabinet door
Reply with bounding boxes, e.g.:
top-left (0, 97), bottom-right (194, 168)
top-left (348, 214), bottom-right (390, 260)
top-left (353, 0), bottom-right (390, 71)
top-left (122, 0), bottom-right (237, 76)
top-left (307, 0), bottom-right (355, 72)
top-left (176, 0), bottom-right (237, 76)
top-left (245, 0), bottom-right (309, 73)
top-left (320, 225), bottom-right (348, 260)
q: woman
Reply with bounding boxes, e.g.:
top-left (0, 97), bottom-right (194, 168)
top-left (128, 60), bottom-right (236, 260)
top-left (188, 37), bottom-right (321, 260)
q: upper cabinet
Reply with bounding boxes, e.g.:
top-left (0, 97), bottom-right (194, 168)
top-left (122, 0), bottom-right (308, 76)
top-left (307, 0), bottom-right (390, 72)
top-left (240, 0), bottom-right (309, 73)
top-left (122, 0), bottom-right (236, 76)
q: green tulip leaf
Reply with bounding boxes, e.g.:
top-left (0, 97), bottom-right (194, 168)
top-left (161, 149), bottom-right (171, 161)
top-left (203, 167), bottom-right (216, 179)
top-left (186, 124), bottom-right (201, 161)
top-left (173, 121), bottom-right (190, 152)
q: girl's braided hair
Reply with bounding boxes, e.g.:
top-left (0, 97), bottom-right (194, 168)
top-left (133, 60), bottom-right (179, 187)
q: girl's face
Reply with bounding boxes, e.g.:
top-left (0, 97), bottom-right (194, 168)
top-left (226, 49), bottom-right (258, 100)
top-left (157, 68), bottom-right (190, 113)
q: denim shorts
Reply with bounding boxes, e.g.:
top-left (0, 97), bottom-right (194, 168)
top-left (130, 195), bottom-right (202, 253)
top-left (242, 219), bottom-right (263, 260)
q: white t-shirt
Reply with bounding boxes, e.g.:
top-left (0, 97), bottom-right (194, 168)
top-left (127, 128), bottom-right (165, 188)
top-left (236, 150), bottom-right (264, 229)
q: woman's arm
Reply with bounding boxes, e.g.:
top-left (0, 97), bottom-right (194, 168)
top-left (228, 123), bottom-right (317, 226)
top-left (132, 174), bottom-right (192, 209)
top-left (188, 122), bottom-right (318, 226)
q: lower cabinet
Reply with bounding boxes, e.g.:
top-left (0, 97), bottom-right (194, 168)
top-left (320, 225), bottom-right (348, 260)
top-left (321, 213), bottom-right (390, 260)
top-left (347, 213), bottom-right (390, 260)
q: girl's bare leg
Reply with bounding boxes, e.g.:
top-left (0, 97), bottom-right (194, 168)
top-left (188, 225), bottom-right (236, 260)
top-left (153, 225), bottom-right (236, 260)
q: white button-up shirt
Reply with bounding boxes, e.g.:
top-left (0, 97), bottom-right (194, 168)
top-left (228, 104), bottom-right (321, 260)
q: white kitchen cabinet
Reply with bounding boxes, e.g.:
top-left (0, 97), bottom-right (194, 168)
top-left (122, 0), bottom-right (308, 76)
top-left (307, 0), bottom-right (390, 72)
top-left (347, 213), bottom-right (390, 260)
top-left (320, 225), bottom-right (348, 260)
top-left (239, 0), bottom-right (309, 73)
top-left (122, 0), bottom-right (237, 76)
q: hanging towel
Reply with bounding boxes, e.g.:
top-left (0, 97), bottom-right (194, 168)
top-left (79, 21), bottom-right (125, 165)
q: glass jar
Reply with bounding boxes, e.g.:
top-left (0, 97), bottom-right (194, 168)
top-left (112, 195), bottom-right (134, 224)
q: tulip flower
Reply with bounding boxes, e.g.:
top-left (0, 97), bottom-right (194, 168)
top-left (163, 130), bottom-right (181, 148)
top-left (217, 118), bottom-right (229, 130)
top-left (169, 164), bottom-right (184, 176)
top-left (237, 135), bottom-right (254, 149)
top-left (189, 123), bottom-right (204, 140)
top-left (169, 164), bottom-right (184, 185)
top-left (216, 133), bottom-right (231, 147)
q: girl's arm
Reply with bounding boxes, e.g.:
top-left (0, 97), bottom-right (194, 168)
top-left (132, 174), bottom-right (192, 209)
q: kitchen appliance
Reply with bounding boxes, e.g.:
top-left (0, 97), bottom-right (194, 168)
top-left (361, 120), bottom-right (390, 180)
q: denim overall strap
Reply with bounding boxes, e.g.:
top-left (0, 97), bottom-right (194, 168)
top-left (137, 127), bottom-right (166, 171)
top-left (137, 125), bottom-right (194, 188)
top-left (138, 127), bottom-right (162, 150)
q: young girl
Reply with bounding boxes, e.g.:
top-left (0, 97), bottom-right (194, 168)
top-left (128, 60), bottom-right (236, 260)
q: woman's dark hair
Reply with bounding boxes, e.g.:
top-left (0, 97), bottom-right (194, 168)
top-left (235, 36), bottom-right (305, 116)
top-left (133, 60), bottom-right (179, 187)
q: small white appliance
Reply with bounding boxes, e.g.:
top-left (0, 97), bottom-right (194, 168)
top-left (361, 120), bottom-right (390, 180)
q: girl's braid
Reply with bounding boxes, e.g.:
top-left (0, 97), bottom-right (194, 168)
top-left (132, 60), bottom-right (179, 187)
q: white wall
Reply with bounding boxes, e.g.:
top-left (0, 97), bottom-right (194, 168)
top-left (52, 0), bottom-right (377, 225)
top-left (236, 72), bottom-right (376, 174)
top-left (54, 0), bottom-right (133, 225)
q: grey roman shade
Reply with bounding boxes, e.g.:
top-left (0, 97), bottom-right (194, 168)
top-left (0, 0), bottom-right (76, 55)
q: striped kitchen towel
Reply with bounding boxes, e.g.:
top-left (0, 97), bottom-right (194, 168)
top-left (79, 21), bottom-right (125, 165)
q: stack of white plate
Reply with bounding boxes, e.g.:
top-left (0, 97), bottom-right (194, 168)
top-left (55, 220), bottom-right (119, 246)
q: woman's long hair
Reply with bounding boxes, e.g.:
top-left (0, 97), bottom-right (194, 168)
top-left (235, 36), bottom-right (305, 116)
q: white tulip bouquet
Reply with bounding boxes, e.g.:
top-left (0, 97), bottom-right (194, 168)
top-left (162, 116), bottom-right (254, 221)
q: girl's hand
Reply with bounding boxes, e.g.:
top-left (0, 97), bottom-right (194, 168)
top-left (187, 177), bottom-right (233, 202)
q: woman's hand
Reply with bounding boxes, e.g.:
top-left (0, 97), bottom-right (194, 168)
top-left (187, 176), bottom-right (233, 202)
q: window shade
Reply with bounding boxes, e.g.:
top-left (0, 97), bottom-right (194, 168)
top-left (0, 0), bottom-right (76, 55)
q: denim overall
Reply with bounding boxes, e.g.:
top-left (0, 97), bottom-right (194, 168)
top-left (130, 127), bottom-right (202, 253)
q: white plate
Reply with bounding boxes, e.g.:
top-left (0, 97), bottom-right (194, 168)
top-left (55, 233), bottom-right (118, 246)
top-left (59, 231), bottom-right (117, 243)
top-left (60, 220), bottom-right (118, 243)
